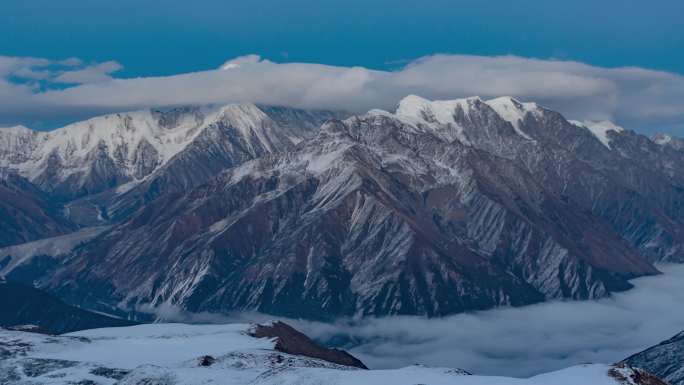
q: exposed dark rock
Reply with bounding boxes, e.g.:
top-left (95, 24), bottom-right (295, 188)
top-left (608, 363), bottom-right (670, 385)
top-left (198, 355), bottom-right (216, 367)
top-left (622, 331), bottom-right (684, 384)
top-left (22, 358), bottom-right (78, 377)
top-left (0, 172), bottom-right (74, 247)
top-left (90, 366), bottom-right (130, 380)
top-left (249, 321), bottom-right (367, 369)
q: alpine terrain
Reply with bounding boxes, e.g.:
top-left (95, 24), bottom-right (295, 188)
top-left (1, 96), bottom-right (684, 320)
top-left (0, 322), bottom-right (668, 385)
top-left (623, 330), bottom-right (684, 385)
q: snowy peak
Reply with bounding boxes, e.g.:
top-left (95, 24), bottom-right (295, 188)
top-left (0, 103), bottom-right (298, 198)
top-left (571, 120), bottom-right (625, 149)
top-left (213, 103), bottom-right (284, 153)
top-left (391, 94), bottom-right (544, 143)
top-left (393, 94), bottom-right (486, 144)
top-left (395, 94), bottom-right (483, 125)
top-left (484, 96), bottom-right (538, 139)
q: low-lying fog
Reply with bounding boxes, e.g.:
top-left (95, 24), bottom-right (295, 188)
top-left (159, 264), bottom-right (684, 378)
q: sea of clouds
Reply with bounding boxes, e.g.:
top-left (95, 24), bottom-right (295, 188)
top-left (163, 264), bottom-right (684, 378)
top-left (295, 264), bottom-right (684, 377)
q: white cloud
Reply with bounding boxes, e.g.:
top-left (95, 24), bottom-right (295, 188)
top-left (53, 60), bottom-right (123, 84)
top-left (0, 54), bottom-right (683, 135)
top-left (292, 265), bottom-right (684, 378)
top-left (146, 266), bottom-right (684, 378)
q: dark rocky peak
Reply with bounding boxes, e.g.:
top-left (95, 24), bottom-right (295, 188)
top-left (249, 321), bottom-right (367, 369)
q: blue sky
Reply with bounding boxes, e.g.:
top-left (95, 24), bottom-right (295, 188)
top-left (0, 0), bottom-right (683, 134)
top-left (2, 0), bottom-right (682, 77)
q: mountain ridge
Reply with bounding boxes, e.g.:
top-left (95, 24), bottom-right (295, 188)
top-left (1, 96), bottom-right (683, 320)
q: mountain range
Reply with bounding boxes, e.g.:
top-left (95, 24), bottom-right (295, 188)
top-left (1, 96), bottom-right (683, 320)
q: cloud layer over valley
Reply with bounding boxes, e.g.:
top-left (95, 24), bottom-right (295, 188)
top-left (294, 265), bottom-right (684, 378)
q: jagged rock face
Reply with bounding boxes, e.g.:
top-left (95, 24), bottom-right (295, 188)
top-left (0, 172), bottom-right (74, 247)
top-left (396, 96), bottom-right (684, 263)
top-left (258, 105), bottom-right (346, 144)
top-left (105, 104), bottom-right (298, 221)
top-left (623, 331), bottom-right (684, 385)
top-left (43, 110), bottom-right (660, 319)
top-left (249, 321), bottom-right (368, 369)
top-left (3, 95), bottom-right (684, 320)
top-left (608, 363), bottom-right (670, 385)
top-left (0, 105), bottom-right (336, 205)
top-left (0, 105), bottom-right (338, 230)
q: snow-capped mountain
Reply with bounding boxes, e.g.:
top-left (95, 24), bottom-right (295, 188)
top-left (390, 95), bottom-right (684, 264)
top-left (2, 95), bottom-right (684, 320)
top-left (0, 323), bottom-right (667, 385)
top-left (623, 330), bottom-right (684, 385)
top-left (17, 96), bottom-right (682, 320)
top-left (0, 105), bottom-right (276, 198)
top-left (0, 105), bottom-right (341, 225)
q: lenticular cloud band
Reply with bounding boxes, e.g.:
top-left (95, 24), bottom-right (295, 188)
top-left (1, 54), bottom-right (683, 135)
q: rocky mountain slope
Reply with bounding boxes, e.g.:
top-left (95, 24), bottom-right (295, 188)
top-left (623, 330), bottom-right (684, 385)
top-left (0, 171), bottom-right (74, 247)
top-left (0, 323), bottom-right (667, 385)
top-left (0, 280), bottom-right (136, 334)
top-left (2, 95), bottom-right (684, 319)
top-left (26, 96), bottom-right (678, 319)
top-left (0, 105), bottom-right (340, 227)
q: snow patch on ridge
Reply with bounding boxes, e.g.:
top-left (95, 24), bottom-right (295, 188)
top-left (394, 94), bottom-right (481, 144)
top-left (570, 120), bottom-right (625, 149)
top-left (485, 96), bottom-right (537, 140)
top-left (383, 95), bottom-right (544, 143)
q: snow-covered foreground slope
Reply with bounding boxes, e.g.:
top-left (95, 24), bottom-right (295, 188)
top-left (0, 323), bottom-right (665, 385)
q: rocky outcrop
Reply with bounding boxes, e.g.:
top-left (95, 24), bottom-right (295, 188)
top-left (608, 363), bottom-right (670, 385)
top-left (0, 105), bottom-right (340, 224)
top-left (622, 331), bottom-right (684, 385)
top-left (249, 321), bottom-right (367, 369)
